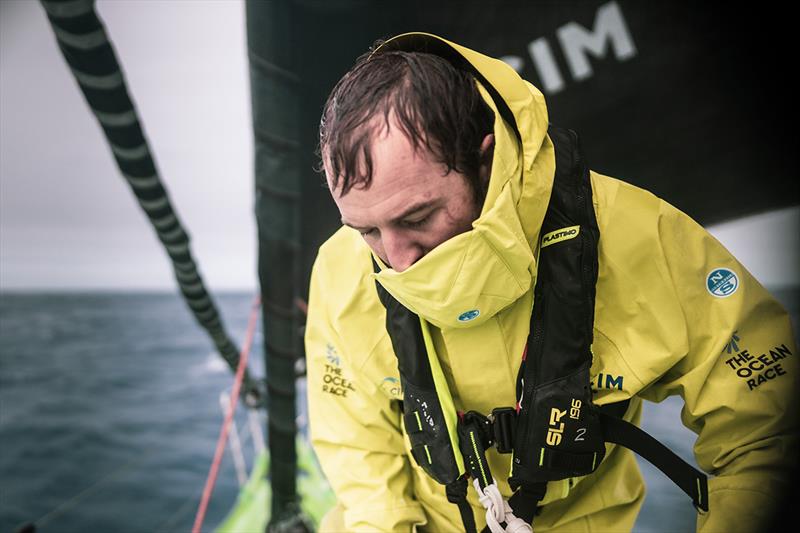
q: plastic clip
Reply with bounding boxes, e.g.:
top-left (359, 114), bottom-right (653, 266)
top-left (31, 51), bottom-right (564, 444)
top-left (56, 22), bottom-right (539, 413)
top-left (491, 407), bottom-right (517, 454)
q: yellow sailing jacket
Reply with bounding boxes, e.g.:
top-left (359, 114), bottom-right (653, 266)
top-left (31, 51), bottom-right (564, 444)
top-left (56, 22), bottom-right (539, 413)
top-left (305, 33), bottom-right (798, 532)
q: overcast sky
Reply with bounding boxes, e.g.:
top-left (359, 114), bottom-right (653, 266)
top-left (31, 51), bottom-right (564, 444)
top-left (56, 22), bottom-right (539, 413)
top-left (1, 0), bottom-right (255, 290)
top-left (1, 0), bottom-right (797, 291)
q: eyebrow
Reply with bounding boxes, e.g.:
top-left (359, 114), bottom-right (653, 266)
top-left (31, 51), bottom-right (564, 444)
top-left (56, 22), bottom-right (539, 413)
top-left (341, 200), bottom-right (439, 231)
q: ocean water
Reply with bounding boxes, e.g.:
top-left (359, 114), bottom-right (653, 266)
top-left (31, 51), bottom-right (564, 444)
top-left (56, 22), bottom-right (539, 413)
top-left (1, 290), bottom-right (797, 533)
top-left (0, 292), bottom-right (264, 533)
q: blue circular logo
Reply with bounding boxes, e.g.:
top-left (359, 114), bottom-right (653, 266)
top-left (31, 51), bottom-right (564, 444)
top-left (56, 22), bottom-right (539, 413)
top-left (457, 309), bottom-right (481, 322)
top-left (706, 268), bottom-right (739, 298)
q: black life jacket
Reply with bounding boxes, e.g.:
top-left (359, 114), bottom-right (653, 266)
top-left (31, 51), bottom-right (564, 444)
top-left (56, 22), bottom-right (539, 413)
top-left (374, 125), bottom-right (708, 532)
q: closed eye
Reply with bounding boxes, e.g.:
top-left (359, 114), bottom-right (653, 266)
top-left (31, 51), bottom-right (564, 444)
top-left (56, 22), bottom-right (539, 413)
top-left (401, 213), bottom-right (433, 230)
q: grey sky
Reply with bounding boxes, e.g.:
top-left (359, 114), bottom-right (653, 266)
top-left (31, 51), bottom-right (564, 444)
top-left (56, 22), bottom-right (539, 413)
top-left (1, 1), bottom-right (797, 291)
top-left (1, 0), bottom-right (255, 290)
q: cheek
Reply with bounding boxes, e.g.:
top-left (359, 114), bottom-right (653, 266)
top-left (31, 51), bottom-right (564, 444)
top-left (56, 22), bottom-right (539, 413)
top-left (429, 206), bottom-right (476, 246)
top-left (445, 176), bottom-right (481, 225)
top-left (443, 197), bottom-right (479, 233)
top-left (361, 234), bottom-right (384, 254)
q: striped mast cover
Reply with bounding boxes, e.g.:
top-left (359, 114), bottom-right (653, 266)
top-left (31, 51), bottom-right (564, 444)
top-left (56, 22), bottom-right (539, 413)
top-left (246, 0), bottom-right (309, 528)
top-left (39, 0), bottom-right (262, 399)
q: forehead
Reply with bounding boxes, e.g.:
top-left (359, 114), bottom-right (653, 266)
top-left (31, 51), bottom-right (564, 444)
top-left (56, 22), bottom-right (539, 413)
top-left (329, 121), bottom-right (446, 224)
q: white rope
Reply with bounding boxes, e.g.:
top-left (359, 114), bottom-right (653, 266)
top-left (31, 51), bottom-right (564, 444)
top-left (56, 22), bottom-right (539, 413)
top-left (473, 479), bottom-right (534, 533)
top-left (475, 480), bottom-right (505, 533)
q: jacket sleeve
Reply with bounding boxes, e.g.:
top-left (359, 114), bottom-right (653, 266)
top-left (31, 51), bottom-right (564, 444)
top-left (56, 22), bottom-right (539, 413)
top-left (639, 201), bottom-right (798, 532)
top-left (305, 254), bottom-right (427, 532)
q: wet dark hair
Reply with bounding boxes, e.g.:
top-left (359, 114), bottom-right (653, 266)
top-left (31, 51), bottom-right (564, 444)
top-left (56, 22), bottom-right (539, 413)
top-left (318, 44), bottom-right (495, 203)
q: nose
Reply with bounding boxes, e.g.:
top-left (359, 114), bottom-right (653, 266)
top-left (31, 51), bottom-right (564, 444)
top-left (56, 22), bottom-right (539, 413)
top-left (381, 231), bottom-right (423, 273)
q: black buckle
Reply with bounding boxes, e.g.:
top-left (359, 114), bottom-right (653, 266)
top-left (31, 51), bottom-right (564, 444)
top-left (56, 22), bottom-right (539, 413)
top-left (461, 411), bottom-right (493, 447)
top-left (461, 408), bottom-right (516, 454)
top-left (491, 407), bottom-right (516, 454)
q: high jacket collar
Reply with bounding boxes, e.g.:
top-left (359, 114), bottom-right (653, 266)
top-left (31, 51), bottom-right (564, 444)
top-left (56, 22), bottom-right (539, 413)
top-left (371, 33), bottom-right (555, 330)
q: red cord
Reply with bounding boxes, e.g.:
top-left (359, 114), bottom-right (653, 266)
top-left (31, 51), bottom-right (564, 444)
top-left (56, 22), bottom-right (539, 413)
top-left (192, 295), bottom-right (261, 533)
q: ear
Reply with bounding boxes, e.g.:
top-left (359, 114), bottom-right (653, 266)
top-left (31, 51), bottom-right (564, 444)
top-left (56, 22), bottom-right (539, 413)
top-left (478, 133), bottom-right (495, 187)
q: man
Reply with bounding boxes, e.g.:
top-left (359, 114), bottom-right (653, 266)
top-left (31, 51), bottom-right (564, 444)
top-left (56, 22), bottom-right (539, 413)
top-left (305, 32), bottom-right (797, 532)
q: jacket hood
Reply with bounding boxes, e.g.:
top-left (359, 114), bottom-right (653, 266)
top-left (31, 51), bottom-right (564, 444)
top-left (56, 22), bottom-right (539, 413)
top-left (370, 33), bottom-right (556, 329)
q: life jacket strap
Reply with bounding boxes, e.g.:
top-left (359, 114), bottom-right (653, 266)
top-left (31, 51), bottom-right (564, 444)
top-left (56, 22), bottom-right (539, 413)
top-left (500, 482), bottom-right (547, 530)
top-left (446, 475), bottom-right (478, 533)
top-left (597, 409), bottom-right (710, 512)
top-left (458, 411), bottom-right (497, 490)
top-left (538, 446), bottom-right (600, 473)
